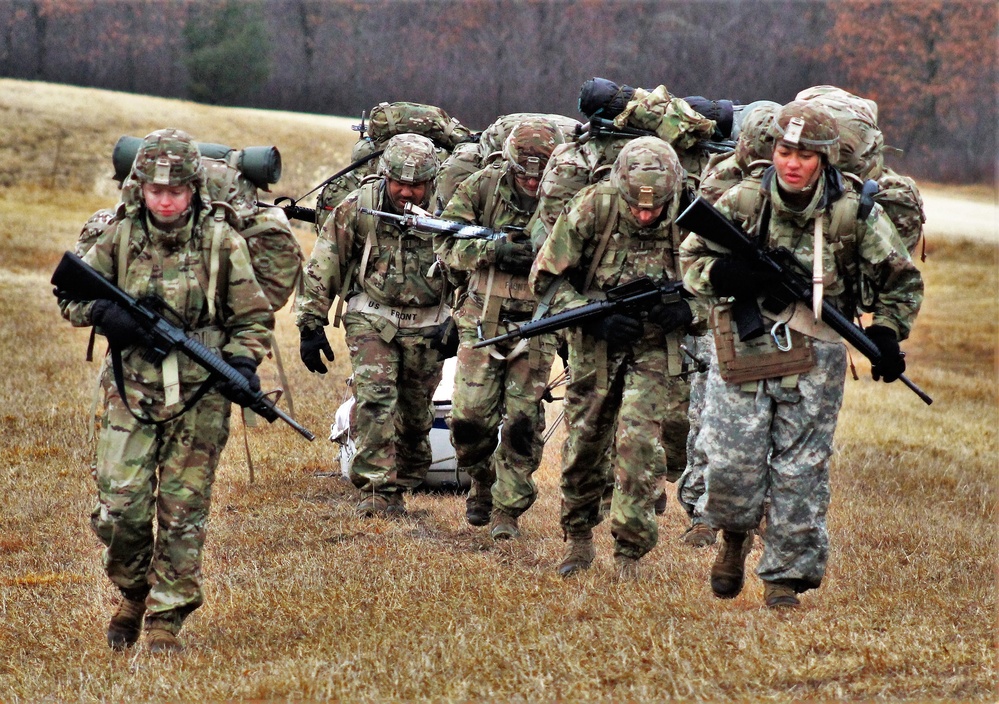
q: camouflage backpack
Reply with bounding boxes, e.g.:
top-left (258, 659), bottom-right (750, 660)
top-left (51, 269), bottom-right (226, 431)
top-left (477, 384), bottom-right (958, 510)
top-left (796, 86), bottom-right (925, 255)
top-left (366, 101), bottom-right (473, 152)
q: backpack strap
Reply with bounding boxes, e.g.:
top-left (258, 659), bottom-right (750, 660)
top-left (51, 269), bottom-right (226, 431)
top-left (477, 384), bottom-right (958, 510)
top-left (583, 186), bottom-right (619, 291)
top-left (333, 182), bottom-right (379, 327)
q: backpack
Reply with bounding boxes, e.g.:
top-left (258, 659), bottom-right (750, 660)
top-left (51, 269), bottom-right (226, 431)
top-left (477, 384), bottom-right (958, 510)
top-left (366, 101), bottom-right (474, 152)
top-left (796, 85), bottom-right (925, 256)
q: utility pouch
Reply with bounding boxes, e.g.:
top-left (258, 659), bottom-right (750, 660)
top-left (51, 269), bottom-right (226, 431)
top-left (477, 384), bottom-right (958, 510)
top-left (711, 303), bottom-right (814, 384)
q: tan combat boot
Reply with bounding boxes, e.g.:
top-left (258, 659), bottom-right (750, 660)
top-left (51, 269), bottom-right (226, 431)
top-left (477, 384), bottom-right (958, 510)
top-left (356, 493), bottom-right (390, 517)
top-left (681, 521), bottom-right (717, 548)
top-left (489, 509), bottom-right (520, 540)
top-left (465, 481), bottom-right (493, 527)
top-left (710, 530), bottom-right (753, 598)
top-left (385, 491), bottom-right (407, 516)
top-left (107, 597), bottom-right (145, 650)
top-left (557, 531), bottom-right (595, 577)
top-left (145, 621), bottom-right (184, 654)
top-left (764, 581), bottom-right (801, 609)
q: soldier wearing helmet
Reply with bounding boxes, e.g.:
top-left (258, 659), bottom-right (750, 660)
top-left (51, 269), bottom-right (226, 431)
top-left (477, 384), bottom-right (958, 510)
top-left (680, 100), bottom-right (923, 609)
top-left (529, 136), bottom-right (698, 580)
top-left (433, 118), bottom-right (563, 540)
top-left (297, 133), bottom-right (452, 517)
top-left (59, 128), bottom-right (274, 652)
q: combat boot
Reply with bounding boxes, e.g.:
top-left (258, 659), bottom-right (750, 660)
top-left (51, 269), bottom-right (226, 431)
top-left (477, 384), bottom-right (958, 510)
top-left (557, 531), bottom-right (595, 577)
top-left (146, 627), bottom-right (184, 654)
top-left (613, 554), bottom-right (640, 582)
top-left (764, 581), bottom-right (801, 609)
top-left (385, 491), bottom-right (407, 516)
top-left (106, 597), bottom-right (145, 650)
top-left (357, 493), bottom-right (391, 517)
top-left (681, 521), bottom-right (717, 548)
top-left (710, 530), bottom-right (753, 599)
top-left (489, 509), bottom-right (520, 540)
top-left (465, 481), bottom-right (492, 527)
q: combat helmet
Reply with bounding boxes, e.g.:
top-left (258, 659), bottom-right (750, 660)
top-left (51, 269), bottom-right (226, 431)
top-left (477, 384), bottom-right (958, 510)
top-left (610, 136), bottom-right (684, 210)
top-left (733, 101), bottom-right (781, 171)
top-left (377, 133), bottom-right (439, 184)
top-left (503, 117), bottom-right (564, 179)
top-left (770, 101), bottom-right (840, 164)
top-left (131, 128), bottom-right (203, 186)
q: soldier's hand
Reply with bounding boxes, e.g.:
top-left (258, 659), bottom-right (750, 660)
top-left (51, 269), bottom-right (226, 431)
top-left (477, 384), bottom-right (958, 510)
top-left (866, 325), bottom-right (906, 383)
top-left (584, 313), bottom-right (644, 344)
top-left (218, 356), bottom-right (260, 403)
top-left (300, 326), bottom-right (334, 374)
top-left (425, 317), bottom-right (459, 359)
top-left (648, 299), bottom-right (694, 333)
top-left (494, 240), bottom-right (535, 273)
top-left (89, 299), bottom-right (151, 349)
top-left (708, 256), bottom-right (779, 300)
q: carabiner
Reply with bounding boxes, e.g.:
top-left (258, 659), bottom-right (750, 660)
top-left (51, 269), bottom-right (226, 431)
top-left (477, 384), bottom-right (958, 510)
top-left (771, 320), bottom-right (793, 352)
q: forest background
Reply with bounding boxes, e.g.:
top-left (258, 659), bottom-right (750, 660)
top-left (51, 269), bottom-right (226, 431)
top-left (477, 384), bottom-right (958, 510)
top-left (0, 0), bottom-right (996, 185)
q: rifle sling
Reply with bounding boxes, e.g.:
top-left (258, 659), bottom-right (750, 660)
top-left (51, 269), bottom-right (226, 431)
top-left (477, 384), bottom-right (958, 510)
top-left (109, 346), bottom-right (215, 427)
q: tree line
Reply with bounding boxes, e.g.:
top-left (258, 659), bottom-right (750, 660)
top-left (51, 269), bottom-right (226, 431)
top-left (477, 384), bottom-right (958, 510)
top-left (0, 0), bottom-right (994, 183)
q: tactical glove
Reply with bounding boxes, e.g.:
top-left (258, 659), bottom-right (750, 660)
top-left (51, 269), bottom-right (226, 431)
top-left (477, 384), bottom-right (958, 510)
top-left (866, 325), bottom-right (906, 383)
top-left (648, 299), bottom-right (694, 334)
top-left (425, 317), bottom-right (459, 359)
top-left (583, 313), bottom-right (644, 345)
top-left (89, 299), bottom-right (151, 350)
top-left (684, 96), bottom-right (735, 140)
top-left (494, 240), bottom-right (535, 274)
top-left (578, 77), bottom-right (636, 119)
top-left (708, 256), bottom-right (780, 300)
top-left (218, 356), bottom-right (260, 403)
top-left (300, 326), bottom-right (334, 374)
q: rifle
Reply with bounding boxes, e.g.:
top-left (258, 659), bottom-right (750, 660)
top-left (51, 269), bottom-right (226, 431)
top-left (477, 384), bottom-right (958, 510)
top-left (675, 196), bottom-right (932, 405)
top-left (51, 252), bottom-right (316, 440)
top-left (576, 116), bottom-right (735, 154)
top-left (359, 207), bottom-right (522, 241)
top-left (473, 276), bottom-right (688, 348)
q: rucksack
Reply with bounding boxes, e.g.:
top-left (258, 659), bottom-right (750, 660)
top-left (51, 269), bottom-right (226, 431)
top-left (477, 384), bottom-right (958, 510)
top-left (796, 86), bottom-right (925, 256)
top-left (366, 101), bottom-right (474, 152)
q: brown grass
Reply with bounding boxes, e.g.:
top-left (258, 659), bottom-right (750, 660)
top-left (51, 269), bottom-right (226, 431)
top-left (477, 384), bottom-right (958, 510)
top-left (0, 80), bottom-right (995, 702)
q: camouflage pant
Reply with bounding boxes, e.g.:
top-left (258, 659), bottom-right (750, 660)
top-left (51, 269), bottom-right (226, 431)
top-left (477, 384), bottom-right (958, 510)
top-left (561, 331), bottom-right (685, 559)
top-left (697, 339), bottom-right (847, 592)
top-left (676, 333), bottom-right (711, 521)
top-left (344, 311), bottom-right (445, 493)
top-left (449, 307), bottom-right (557, 517)
top-left (91, 389), bottom-right (230, 634)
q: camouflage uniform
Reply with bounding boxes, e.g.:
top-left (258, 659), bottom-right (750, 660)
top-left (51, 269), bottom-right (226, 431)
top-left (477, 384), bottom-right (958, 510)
top-left (530, 138), bottom-right (694, 563)
top-left (436, 118), bottom-right (562, 526)
top-left (315, 137), bottom-right (381, 232)
top-left (679, 102), bottom-right (923, 595)
top-left (297, 134), bottom-right (449, 503)
top-left (61, 129), bottom-right (274, 638)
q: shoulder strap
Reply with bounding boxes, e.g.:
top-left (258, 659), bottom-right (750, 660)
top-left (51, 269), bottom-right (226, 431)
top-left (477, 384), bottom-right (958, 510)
top-left (478, 164), bottom-right (506, 227)
top-left (583, 186), bottom-right (619, 291)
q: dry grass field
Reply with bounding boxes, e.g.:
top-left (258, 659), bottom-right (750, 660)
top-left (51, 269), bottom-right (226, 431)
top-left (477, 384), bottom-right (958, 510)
top-left (0, 80), bottom-right (995, 702)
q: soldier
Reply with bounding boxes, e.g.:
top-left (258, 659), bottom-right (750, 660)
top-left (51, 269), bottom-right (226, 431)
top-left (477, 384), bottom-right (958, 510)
top-left (297, 133), bottom-right (452, 516)
top-left (59, 129), bottom-right (274, 652)
top-left (435, 117), bottom-right (563, 540)
top-left (679, 101), bottom-right (923, 608)
top-left (532, 78), bottom-right (719, 516)
top-left (530, 137), bottom-right (697, 580)
top-left (677, 100), bottom-right (782, 548)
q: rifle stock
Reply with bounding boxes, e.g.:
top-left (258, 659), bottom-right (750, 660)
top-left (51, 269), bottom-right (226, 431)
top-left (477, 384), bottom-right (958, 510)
top-left (676, 196), bottom-right (931, 405)
top-left (473, 277), bottom-right (687, 348)
top-left (52, 251), bottom-right (316, 439)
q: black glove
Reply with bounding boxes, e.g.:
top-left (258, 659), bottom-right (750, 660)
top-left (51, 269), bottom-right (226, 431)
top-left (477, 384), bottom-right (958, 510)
top-left (300, 326), bottom-right (334, 374)
top-left (708, 256), bottom-right (780, 300)
top-left (866, 325), bottom-right (906, 383)
top-left (578, 77), bottom-right (636, 119)
top-left (219, 356), bottom-right (260, 402)
top-left (683, 96), bottom-right (735, 139)
top-left (426, 317), bottom-right (459, 359)
top-left (583, 313), bottom-right (644, 345)
top-left (648, 299), bottom-right (694, 334)
top-left (494, 240), bottom-right (535, 274)
top-left (89, 299), bottom-right (150, 349)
